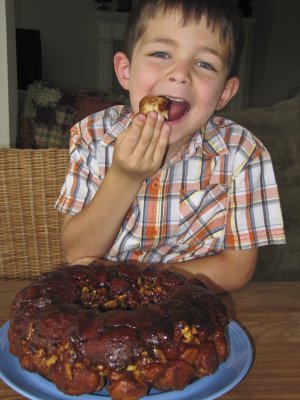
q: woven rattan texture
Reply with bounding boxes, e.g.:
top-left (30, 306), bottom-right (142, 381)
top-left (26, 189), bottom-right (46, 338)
top-left (0, 149), bottom-right (69, 278)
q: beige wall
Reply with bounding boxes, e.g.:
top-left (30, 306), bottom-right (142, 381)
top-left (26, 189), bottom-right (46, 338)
top-left (1, 0), bottom-right (300, 148)
top-left (15, 0), bottom-right (99, 90)
top-left (14, 0), bottom-right (300, 107)
top-left (0, 0), bottom-right (17, 148)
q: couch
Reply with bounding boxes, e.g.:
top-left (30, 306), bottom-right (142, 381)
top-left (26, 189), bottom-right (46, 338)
top-left (17, 80), bottom-right (129, 149)
top-left (1, 83), bottom-right (299, 281)
top-left (222, 96), bottom-right (300, 281)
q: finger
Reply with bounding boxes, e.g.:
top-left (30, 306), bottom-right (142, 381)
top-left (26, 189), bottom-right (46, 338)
top-left (133, 112), bottom-right (164, 158)
top-left (143, 113), bottom-right (165, 157)
top-left (116, 113), bottom-right (146, 153)
top-left (138, 111), bottom-right (162, 146)
top-left (152, 123), bottom-right (171, 165)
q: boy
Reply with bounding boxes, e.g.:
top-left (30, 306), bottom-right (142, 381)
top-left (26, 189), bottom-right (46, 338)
top-left (55, 0), bottom-right (285, 292)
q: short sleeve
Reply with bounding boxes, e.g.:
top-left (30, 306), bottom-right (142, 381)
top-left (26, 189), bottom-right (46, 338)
top-left (54, 120), bottom-right (103, 214)
top-left (224, 147), bottom-right (286, 249)
top-left (55, 105), bottom-right (132, 215)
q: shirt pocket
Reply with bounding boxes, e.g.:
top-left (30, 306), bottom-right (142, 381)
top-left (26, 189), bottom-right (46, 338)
top-left (178, 184), bottom-right (229, 250)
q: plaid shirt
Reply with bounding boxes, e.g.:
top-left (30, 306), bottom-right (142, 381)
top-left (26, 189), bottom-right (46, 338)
top-left (55, 105), bottom-right (285, 263)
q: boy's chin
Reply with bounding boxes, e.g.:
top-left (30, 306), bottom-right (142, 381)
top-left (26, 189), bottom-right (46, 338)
top-left (167, 129), bottom-right (195, 147)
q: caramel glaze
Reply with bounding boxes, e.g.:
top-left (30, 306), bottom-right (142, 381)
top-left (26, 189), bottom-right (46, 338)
top-left (8, 260), bottom-right (229, 400)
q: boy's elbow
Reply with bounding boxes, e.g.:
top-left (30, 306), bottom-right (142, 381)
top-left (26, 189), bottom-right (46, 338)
top-left (61, 227), bottom-right (87, 265)
top-left (230, 266), bottom-right (255, 292)
top-left (62, 235), bottom-right (107, 266)
top-left (223, 248), bottom-right (258, 292)
top-left (62, 239), bottom-right (99, 266)
top-left (64, 249), bottom-right (77, 265)
top-left (61, 240), bottom-right (78, 265)
top-left (207, 248), bottom-right (258, 293)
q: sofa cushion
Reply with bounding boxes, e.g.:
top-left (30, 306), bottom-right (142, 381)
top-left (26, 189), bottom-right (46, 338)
top-left (74, 90), bottom-right (126, 123)
top-left (221, 97), bottom-right (300, 280)
top-left (17, 81), bottom-right (129, 149)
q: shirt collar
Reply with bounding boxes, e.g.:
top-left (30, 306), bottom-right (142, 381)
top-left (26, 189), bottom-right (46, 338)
top-left (178, 116), bottom-right (230, 160)
top-left (103, 108), bottom-right (229, 159)
top-left (198, 116), bottom-right (230, 158)
top-left (103, 106), bottom-right (133, 145)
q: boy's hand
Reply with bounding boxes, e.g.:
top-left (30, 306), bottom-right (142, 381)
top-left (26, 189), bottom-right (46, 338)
top-left (112, 111), bottom-right (171, 181)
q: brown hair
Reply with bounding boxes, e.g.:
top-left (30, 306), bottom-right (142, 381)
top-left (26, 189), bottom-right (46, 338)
top-left (123, 0), bottom-right (245, 78)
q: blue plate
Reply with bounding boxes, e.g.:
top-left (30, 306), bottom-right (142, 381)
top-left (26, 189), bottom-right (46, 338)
top-left (0, 320), bottom-right (253, 400)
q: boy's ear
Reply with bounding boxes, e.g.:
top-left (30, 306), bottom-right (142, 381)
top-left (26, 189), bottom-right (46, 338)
top-left (113, 52), bottom-right (130, 90)
top-left (216, 76), bottom-right (240, 110)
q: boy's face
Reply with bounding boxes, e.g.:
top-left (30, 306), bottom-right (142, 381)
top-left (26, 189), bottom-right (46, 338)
top-left (115, 11), bottom-right (239, 150)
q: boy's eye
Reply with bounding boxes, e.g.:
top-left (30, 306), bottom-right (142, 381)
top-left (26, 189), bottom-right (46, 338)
top-left (196, 61), bottom-right (215, 71)
top-left (150, 51), bottom-right (169, 59)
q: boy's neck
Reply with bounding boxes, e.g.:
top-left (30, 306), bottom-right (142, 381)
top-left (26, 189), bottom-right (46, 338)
top-left (162, 136), bottom-right (193, 166)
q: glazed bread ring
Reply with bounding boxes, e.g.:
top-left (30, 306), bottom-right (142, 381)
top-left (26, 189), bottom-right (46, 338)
top-left (139, 95), bottom-right (171, 119)
top-left (8, 260), bottom-right (229, 400)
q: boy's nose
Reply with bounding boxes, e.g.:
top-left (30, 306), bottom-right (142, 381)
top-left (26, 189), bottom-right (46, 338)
top-left (168, 76), bottom-right (188, 84)
top-left (167, 62), bottom-right (191, 85)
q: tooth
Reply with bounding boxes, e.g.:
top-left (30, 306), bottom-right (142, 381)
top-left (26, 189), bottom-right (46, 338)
top-left (167, 97), bottom-right (185, 102)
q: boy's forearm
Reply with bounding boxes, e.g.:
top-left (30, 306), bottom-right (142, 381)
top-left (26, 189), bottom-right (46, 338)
top-left (61, 167), bottom-right (143, 263)
top-left (160, 248), bottom-right (258, 293)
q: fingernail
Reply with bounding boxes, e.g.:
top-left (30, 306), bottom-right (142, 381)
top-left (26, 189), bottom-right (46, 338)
top-left (150, 111), bottom-right (158, 119)
top-left (157, 113), bottom-right (164, 122)
top-left (137, 113), bottom-right (146, 121)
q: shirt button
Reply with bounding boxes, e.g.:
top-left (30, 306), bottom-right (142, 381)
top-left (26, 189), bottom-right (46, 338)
top-left (134, 249), bottom-right (144, 256)
top-left (151, 180), bottom-right (160, 190)
top-left (146, 226), bottom-right (157, 238)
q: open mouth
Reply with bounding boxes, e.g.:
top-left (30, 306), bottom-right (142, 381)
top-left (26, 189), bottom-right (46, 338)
top-left (164, 96), bottom-right (190, 122)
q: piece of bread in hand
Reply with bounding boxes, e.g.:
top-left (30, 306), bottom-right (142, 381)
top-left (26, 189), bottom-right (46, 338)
top-left (139, 96), bottom-right (171, 120)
